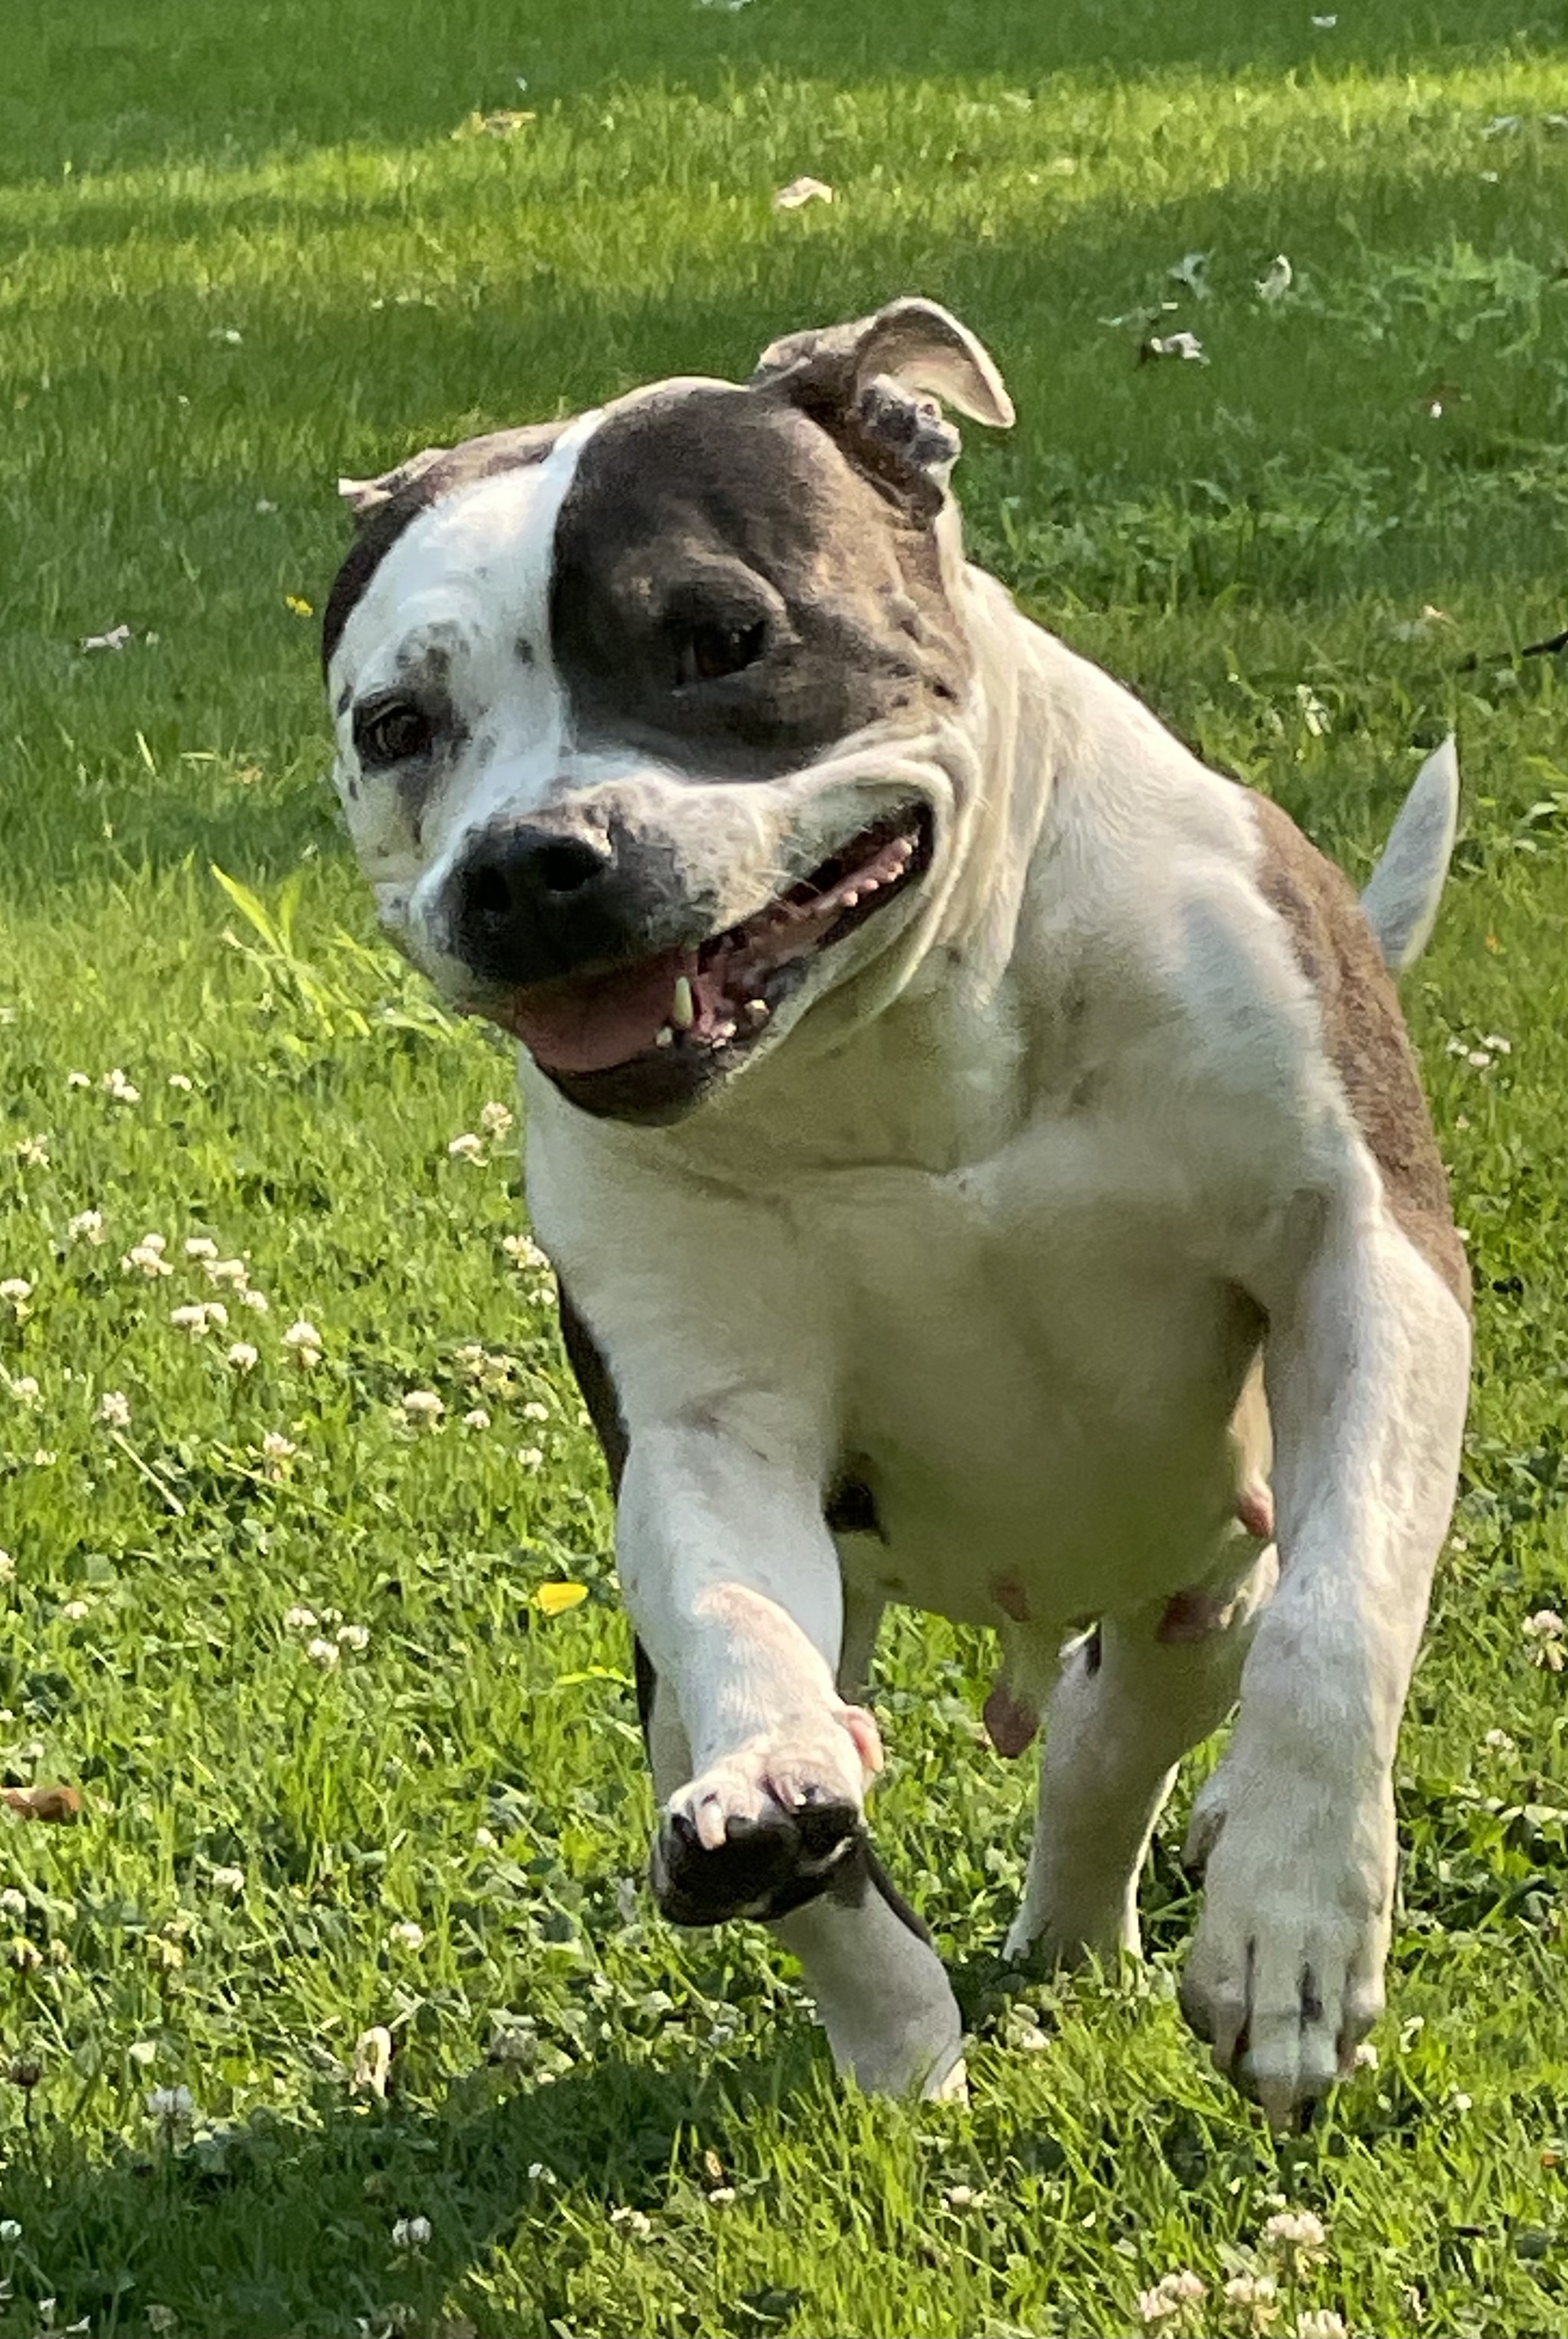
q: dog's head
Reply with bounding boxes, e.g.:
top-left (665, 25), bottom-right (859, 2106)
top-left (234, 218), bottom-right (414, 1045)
top-left (324, 298), bottom-right (1013, 1124)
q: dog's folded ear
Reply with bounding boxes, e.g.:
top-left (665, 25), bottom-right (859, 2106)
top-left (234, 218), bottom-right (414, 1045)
top-left (752, 297), bottom-right (1013, 515)
top-left (337, 446), bottom-right (453, 523)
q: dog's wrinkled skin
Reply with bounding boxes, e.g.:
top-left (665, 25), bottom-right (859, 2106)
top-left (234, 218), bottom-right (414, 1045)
top-left (325, 299), bottom-right (1471, 2124)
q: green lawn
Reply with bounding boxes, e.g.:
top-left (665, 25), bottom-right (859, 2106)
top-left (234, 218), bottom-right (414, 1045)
top-left (1, 2), bottom-right (1567, 2332)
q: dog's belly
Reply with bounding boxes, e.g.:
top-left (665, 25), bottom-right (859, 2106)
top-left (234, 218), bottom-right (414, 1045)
top-left (815, 1170), bottom-right (1259, 1630)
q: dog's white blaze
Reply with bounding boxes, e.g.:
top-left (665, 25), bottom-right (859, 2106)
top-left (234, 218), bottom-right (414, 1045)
top-left (327, 410), bottom-right (605, 959)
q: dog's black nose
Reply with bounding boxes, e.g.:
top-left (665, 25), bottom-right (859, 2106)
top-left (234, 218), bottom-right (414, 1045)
top-left (447, 819), bottom-right (660, 989)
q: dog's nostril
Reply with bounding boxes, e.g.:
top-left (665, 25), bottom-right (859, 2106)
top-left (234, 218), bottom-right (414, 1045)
top-left (465, 863), bottom-right (514, 921)
top-left (532, 837), bottom-right (606, 895)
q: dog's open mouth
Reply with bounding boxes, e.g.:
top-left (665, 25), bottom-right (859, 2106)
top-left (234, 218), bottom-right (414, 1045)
top-left (495, 803), bottom-right (932, 1090)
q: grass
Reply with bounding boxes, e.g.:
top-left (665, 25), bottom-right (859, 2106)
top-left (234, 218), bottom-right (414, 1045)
top-left (1, 0), bottom-right (1566, 2330)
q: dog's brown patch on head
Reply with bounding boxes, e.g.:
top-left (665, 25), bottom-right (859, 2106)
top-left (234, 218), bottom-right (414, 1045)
top-left (1251, 795), bottom-right (1469, 1310)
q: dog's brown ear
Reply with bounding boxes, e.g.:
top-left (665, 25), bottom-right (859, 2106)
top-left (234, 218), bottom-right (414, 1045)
top-left (337, 446), bottom-right (452, 523)
top-left (752, 297), bottom-right (1013, 512)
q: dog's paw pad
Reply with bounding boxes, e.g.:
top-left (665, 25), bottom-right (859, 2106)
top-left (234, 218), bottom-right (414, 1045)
top-left (650, 1718), bottom-right (871, 1927)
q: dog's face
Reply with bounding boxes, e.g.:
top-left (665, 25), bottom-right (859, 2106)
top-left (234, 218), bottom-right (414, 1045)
top-left (324, 300), bottom-right (1013, 1124)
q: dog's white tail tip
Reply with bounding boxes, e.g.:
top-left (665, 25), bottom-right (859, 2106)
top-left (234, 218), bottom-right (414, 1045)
top-left (1361, 734), bottom-right (1459, 974)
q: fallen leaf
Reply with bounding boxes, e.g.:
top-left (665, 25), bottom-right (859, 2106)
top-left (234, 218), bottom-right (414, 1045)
top-left (284, 594), bottom-right (314, 617)
top-left (3, 1784), bottom-right (83, 1823)
top-left (81, 623), bottom-right (132, 653)
top-left (773, 176), bottom-right (833, 211)
top-left (1141, 331), bottom-right (1207, 364)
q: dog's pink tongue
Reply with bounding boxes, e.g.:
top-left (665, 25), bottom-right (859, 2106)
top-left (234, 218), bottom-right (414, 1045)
top-left (502, 949), bottom-right (685, 1074)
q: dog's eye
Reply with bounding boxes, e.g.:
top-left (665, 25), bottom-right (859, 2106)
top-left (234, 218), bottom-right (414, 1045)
top-left (356, 701), bottom-right (433, 767)
top-left (677, 619), bottom-right (767, 688)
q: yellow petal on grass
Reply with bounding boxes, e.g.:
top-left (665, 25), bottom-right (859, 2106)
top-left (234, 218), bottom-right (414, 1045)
top-left (533, 1582), bottom-right (588, 1616)
top-left (284, 594), bottom-right (314, 617)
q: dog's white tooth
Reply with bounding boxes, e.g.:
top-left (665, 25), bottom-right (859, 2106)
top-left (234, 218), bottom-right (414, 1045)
top-left (861, 877), bottom-right (880, 893)
top-left (841, 890), bottom-right (859, 910)
top-left (745, 999), bottom-right (770, 1025)
top-left (655, 1025), bottom-right (675, 1049)
top-left (671, 975), bottom-right (695, 1030)
top-left (714, 1020), bottom-right (737, 1044)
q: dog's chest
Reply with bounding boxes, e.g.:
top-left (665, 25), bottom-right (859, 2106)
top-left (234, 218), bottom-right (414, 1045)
top-left (803, 1126), bottom-right (1257, 1630)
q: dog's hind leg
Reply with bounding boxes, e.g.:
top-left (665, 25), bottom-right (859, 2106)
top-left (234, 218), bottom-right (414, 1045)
top-left (1005, 1539), bottom-right (1278, 1967)
top-left (641, 1628), bottom-right (965, 2100)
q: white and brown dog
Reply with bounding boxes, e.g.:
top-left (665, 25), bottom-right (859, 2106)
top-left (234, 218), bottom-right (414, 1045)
top-left (324, 299), bottom-right (1470, 2123)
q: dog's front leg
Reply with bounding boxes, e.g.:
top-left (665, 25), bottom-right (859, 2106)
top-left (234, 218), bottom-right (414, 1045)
top-left (622, 1419), bottom-right (965, 2098)
top-left (1180, 1204), bottom-right (1469, 2125)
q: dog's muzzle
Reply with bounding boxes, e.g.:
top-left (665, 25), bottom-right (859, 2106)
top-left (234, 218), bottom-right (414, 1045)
top-left (442, 802), bottom-right (935, 1124)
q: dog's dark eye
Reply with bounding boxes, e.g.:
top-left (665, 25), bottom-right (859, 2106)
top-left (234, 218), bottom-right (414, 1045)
top-left (676, 619), bottom-right (767, 688)
top-left (356, 700), bottom-right (433, 767)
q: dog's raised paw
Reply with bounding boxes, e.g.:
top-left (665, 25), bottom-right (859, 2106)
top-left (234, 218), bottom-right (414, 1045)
top-left (650, 1714), bottom-right (875, 1927)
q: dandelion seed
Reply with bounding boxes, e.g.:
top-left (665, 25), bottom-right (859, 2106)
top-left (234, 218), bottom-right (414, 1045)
top-left (167, 1072), bottom-right (194, 1092)
top-left (147, 2085), bottom-right (194, 2121)
top-left (447, 1132), bottom-right (485, 1162)
top-left (97, 1390), bottom-right (131, 1429)
top-left (389, 1920), bottom-right (425, 1950)
top-left (0, 1279), bottom-right (32, 1311)
top-left (352, 2025), bottom-right (393, 2099)
top-left (399, 1389), bottom-right (444, 1423)
top-left (101, 1068), bottom-right (141, 1104)
top-left (209, 1864), bottom-right (246, 1894)
top-left (282, 1319), bottom-right (322, 1365)
top-left (226, 1341), bottom-right (259, 1372)
top-left (305, 1637), bottom-right (340, 1670)
top-left (184, 1238), bottom-right (218, 1260)
top-left (15, 1135), bottom-right (49, 1169)
top-left (66, 1210), bottom-right (106, 1245)
top-left (391, 2213), bottom-right (431, 2248)
top-left (773, 175), bottom-right (833, 209)
top-left (462, 1407), bottom-right (491, 1430)
top-left (283, 1604), bottom-right (317, 1631)
top-left (336, 1622), bottom-right (370, 1652)
top-left (609, 2206), bottom-right (653, 2237)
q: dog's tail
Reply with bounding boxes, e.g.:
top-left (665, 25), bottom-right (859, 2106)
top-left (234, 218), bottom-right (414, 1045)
top-left (1360, 735), bottom-right (1459, 974)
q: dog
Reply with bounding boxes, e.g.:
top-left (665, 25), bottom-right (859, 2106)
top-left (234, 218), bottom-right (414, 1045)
top-left (323, 299), bottom-right (1471, 2123)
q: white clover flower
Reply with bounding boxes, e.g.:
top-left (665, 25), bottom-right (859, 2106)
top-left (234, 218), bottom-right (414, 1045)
top-left (0, 1890), bottom-right (25, 1920)
top-left (97, 1390), bottom-right (131, 1429)
top-left (502, 1234), bottom-right (550, 1272)
top-left (206, 1258), bottom-right (249, 1287)
top-left (67, 1210), bottom-right (106, 1245)
top-left (305, 1637), bottom-right (340, 1670)
top-left (147, 2085), bottom-right (194, 2120)
top-left (399, 1389), bottom-right (444, 1423)
top-left (474, 1826), bottom-right (498, 1850)
top-left (516, 1445), bottom-right (545, 1470)
top-left (391, 2214), bottom-right (431, 2248)
top-left (170, 1304), bottom-right (214, 1338)
top-left (447, 1132), bottom-right (485, 1162)
top-left (1263, 2208), bottom-right (1327, 2257)
top-left (102, 1069), bottom-right (141, 1104)
top-left (283, 1605), bottom-right (317, 1632)
top-left (184, 1238), bottom-right (219, 1260)
top-left (389, 1920), bottom-right (425, 1950)
top-left (209, 1865), bottom-right (246, 1895)
top-left (520, 1399), bottom-right (550, 1422)
top-left (1352, 2040), bottom-right (1379, 2071)
top-left (10, 1377), bottom-right (39, 1407)
top-left (608, 2207), bottom-right (652, 2238)
top-left (261, 1431), bottom-right (298, 1473)
top-left (1484, 1727), bottom-right (1517, 1755)
top-left (59, 1598), bottom-right (92, 1621)
top-left (1524, 1608), bottom-right (1564, 1639)
top-left (66, 1070), bottom-right (91, 1089)
top-left (239, 1288), bottom-right (270, 1314)
top-left (0, 1553), bottom-right (14, 1582)
top-left (352, 2025), bottom-right (393, 2099)
top-left (479, 1100), bottom-right (515, 1139)
top-left (226, 1341), bottom-right (259, 1372)
top-left (282, 1319), bottom-right (322, 1365)
top-left (1137, 2292), bottom-right (1179, 2326)
top-left (1224, 2276), bottom-right (1278, 2306)
top-left (123, 1240), bottom-right (174, 1278)
top-left (707, 2185), bottom-right (737, 2205)
top-left (167, 1072), bottom-right (194, 1093)
top-left (147, 2308), bottom-right (176, 2333)
top-left (336, 1622), bottom-right (369, 1652)
top-left (1294, 2315), bottom-right (1347, 2339)
top-left (941, 2184), bottom-right (986, 2208)
top-left (0, 2217), bottom-right (20, 2243)
top-left (462, 1407), bottom-right (491, 1431)
top-left (15, 1136), bottom-right (49, 1169)
top-left (1450, 2088), bottom-right (1472, 2112)
top-left (0, 1279), bottom-right (32, 1310)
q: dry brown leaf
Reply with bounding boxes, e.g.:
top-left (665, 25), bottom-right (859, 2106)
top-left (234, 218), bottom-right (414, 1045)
top-left (3, 1783), bottom-right (84, 1823)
